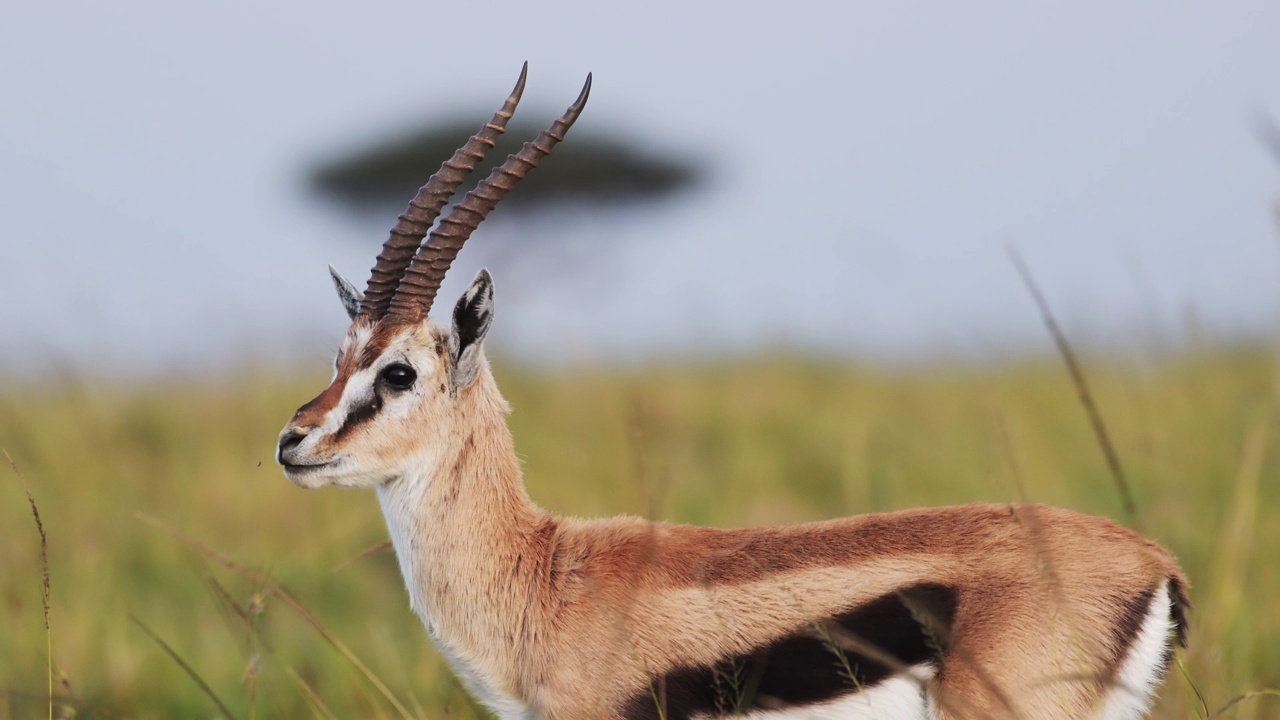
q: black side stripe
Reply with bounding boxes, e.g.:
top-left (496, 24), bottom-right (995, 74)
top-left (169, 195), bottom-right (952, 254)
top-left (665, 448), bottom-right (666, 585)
top-left (622, 583), bottom-right (958, 720)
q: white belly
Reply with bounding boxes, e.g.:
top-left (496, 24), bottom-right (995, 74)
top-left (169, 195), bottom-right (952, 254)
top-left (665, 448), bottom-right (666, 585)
top-left (696, 666), bottom-right (937, 720)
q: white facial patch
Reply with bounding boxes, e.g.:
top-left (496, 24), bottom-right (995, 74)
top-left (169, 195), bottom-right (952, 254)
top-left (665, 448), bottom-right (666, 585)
top-left (311, 323), bottom-right (378, 441)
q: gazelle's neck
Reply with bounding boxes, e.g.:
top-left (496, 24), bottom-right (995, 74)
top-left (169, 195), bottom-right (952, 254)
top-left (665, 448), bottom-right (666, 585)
top-left (375, 372), bottom-right (550, 698)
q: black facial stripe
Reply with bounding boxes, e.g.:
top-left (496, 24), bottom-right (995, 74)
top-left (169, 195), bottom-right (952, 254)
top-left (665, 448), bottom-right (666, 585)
top-left (334, 391), bottom-right (383, 441)
top-left (621, 583), bottom-right (957, 720)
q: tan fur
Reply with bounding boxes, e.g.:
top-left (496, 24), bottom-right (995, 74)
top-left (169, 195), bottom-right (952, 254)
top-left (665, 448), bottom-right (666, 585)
top-left (280, 321), bottom-right (1188, 720)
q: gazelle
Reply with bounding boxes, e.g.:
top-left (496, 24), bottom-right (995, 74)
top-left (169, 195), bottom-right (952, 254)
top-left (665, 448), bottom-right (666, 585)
top-left (277, 66), bottom-right (1189, 720)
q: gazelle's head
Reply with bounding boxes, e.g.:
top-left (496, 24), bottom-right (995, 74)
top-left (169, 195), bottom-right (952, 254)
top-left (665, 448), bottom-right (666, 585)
top-left (277, 66), bottom-right (589, 489)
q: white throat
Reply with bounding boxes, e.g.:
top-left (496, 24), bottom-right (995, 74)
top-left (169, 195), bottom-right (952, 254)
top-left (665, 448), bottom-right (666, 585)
top-left (372, 455), bottom-right (537, 719)
top-left (375, 469), bottom-right (434, 629)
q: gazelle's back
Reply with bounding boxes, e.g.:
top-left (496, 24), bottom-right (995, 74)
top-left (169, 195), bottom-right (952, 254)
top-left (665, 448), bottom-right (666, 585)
top-left (535, 505), bottom-right (1186, 719)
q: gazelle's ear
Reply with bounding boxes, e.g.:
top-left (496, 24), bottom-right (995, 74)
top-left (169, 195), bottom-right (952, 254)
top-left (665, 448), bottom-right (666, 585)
top-left (329, 264), bottom-right (363, 320)
top-left (448, 269), bottom-right (495, 393)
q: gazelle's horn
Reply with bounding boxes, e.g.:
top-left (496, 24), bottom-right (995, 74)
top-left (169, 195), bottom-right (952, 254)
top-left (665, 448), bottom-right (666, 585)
top-left (385, 73), bottom-right (591, 321)
top-left (358, 64), bottom-right (528, 320)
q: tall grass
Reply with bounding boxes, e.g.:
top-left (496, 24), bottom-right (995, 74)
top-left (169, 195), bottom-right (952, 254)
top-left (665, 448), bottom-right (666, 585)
top-left (2, 349), bottom-right (1277, 717)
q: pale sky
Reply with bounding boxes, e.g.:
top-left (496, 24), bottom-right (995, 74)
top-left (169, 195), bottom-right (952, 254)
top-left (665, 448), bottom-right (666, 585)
top-left (2, 1), bottom-right (1278, 372)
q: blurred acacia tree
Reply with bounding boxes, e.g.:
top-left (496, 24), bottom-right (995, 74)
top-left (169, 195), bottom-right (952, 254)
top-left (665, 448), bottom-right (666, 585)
top-left (309, 118), bottom-right (704, 219)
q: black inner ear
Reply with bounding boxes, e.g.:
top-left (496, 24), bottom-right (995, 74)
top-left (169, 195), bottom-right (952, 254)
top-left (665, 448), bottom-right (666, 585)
top-left (452, 297), bottom-right (485, 355)
top-left (451, 275), bottom-right (494, 360)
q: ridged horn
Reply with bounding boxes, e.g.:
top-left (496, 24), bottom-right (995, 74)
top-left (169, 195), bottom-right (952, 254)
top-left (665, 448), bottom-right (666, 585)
top-left (385, 73), bottom-right (592, 321)
top-left (357, 63), bottom-right (528, 320)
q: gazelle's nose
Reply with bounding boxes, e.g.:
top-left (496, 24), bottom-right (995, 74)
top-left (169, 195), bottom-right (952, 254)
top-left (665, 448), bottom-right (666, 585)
top-left (277, 429), bottom-right (307, 465)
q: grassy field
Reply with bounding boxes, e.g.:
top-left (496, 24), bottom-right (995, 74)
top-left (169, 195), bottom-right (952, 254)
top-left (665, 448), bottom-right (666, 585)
top-left (2, 348), bottom-right (1278, 718)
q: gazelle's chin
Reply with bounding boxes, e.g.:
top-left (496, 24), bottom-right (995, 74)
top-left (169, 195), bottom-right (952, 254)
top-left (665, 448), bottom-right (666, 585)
top-left (283, 458), bottom-right (394, 489)
top-left (282, 459), bottom-right (345, 488)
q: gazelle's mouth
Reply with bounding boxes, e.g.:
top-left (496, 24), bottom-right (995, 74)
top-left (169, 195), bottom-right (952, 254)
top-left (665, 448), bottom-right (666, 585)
top-left (282, 461), bottom-right (334, 473)
top-left (281, 459), bottom-right (343, 488)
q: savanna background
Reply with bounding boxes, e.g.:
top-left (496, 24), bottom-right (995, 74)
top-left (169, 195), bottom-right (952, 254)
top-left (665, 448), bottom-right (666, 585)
top-left (3, 2), bottom-right (1279, 718)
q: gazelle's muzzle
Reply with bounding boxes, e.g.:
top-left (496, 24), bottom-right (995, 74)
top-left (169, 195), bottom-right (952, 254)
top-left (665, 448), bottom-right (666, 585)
top-left (276, 428), bottom-right (307, 466)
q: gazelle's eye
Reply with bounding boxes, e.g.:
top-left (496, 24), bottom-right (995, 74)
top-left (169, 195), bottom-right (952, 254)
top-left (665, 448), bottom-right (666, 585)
top-left (380, 363), bottom-right (417, 390)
